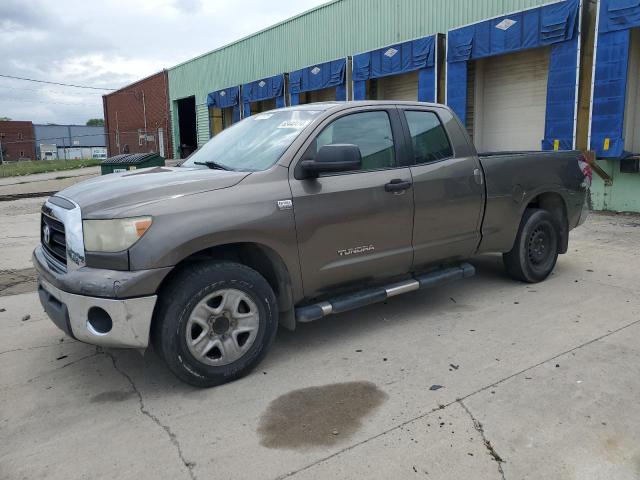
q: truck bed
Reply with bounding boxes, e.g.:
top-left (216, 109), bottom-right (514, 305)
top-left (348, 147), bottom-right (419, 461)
top-left (476, 150), bottom-right (588, 254)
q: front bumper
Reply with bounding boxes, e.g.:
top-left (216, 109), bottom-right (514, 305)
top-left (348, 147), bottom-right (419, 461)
top-left (33, 245), bottom-right (171, 299)
top-left (33, 245), bottom-right (164, 348)
top-left (37, 276), bottom-right (157, 348)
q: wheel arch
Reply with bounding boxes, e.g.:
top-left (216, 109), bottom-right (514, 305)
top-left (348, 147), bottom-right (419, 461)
top-left (154, 242), bottom-right (296, 330)
top-left (524, 191), bottom-right (569, 254)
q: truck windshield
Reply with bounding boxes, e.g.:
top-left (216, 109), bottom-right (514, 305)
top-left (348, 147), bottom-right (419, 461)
top-left (181, 109), bottom-right (322, 172)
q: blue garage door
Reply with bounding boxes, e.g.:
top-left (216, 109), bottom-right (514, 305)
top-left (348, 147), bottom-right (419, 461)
top-left (242, 74), bottom-right (286, 117)
top-left (288, 58), bottom-right (347, 105)
top-left (352, 35), bottom-right (437, 103)
top-left (590, 0), bottom-right (640, 158)
top-left (447, 0), bottom-right (582, 151)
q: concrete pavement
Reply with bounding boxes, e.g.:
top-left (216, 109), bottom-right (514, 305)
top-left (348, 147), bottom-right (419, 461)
top-left (0, 209), bottom-right (639, 479)
top-left (0, 159), bottom-right (180, 197)
top-left (0, 165), bottom-right (101, 187)
top-left (0, 167), bottom-right (101, 198)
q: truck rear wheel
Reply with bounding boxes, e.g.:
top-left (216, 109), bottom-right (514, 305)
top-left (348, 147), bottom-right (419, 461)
top-left (503, 209), bottom-right (560, 283)
top-left (153, 261), bottom-right (278, 387)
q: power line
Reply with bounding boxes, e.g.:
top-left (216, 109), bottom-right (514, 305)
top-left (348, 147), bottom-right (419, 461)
top-left (0, 96), bottom-right (100, 107)
top-left (0, 74), bottom-right (116, 91)
top-left (0, 84), bottom-right (104, 96)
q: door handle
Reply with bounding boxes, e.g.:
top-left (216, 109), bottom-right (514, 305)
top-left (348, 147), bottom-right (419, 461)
top-left (473, 168), bottom-right (484, 185)
top-left (385, 179), bottom-right (412, 192)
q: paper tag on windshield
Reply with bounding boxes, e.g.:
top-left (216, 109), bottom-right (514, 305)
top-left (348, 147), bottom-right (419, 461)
top-left (277, 120), bottom-right (310, 129)
top-left (254, 113), bottom-right (273, 120)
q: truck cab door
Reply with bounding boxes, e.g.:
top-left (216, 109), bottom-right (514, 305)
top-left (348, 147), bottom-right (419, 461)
top-left (289, 107), bottom-right (415, 298)
top-left (398, 107), bottom-right (485, 268)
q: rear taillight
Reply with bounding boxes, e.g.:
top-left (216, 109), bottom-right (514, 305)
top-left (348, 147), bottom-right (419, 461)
top-left (577, 155), bottom-right (592, 188)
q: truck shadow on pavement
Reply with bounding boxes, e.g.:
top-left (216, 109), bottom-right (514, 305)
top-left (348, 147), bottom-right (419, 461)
top-left (270, 255), bottom-right (508, 357)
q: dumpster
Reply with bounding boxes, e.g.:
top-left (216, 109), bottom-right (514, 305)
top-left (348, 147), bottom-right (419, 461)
top-left (100, 153), bottom-right (165, 175)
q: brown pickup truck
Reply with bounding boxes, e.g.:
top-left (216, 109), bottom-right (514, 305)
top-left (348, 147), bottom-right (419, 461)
top-left (34, 101), bottom-right (591, 387)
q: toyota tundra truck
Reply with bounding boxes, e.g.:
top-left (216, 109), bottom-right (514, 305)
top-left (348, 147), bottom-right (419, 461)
top-left (34, 101), bottom-right (591, 387)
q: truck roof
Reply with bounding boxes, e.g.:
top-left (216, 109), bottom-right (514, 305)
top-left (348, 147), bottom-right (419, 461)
top-left (276, 100), bottom-right (444, 113)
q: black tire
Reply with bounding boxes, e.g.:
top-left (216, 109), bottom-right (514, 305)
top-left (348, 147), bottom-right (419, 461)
top-left (503, 209), bottom-right (560, 283)
top-left (152, 261), bottom-right (278, 387)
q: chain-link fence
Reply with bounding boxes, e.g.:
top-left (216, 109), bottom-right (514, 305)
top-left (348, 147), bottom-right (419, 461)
top-left (109, 127), bottom-right (169, 157)
top-left (0, 127), bottom-right (170, 177)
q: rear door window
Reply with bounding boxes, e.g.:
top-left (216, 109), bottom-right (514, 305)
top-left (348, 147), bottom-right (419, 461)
top-left (404, 111), bottom-right (453, 164)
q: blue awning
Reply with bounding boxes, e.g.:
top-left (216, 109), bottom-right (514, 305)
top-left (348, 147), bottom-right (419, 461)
top-left (590, 0), bottom-right (640, 158)
top-left (447, 0), bottom-right (579, 62)
top-left (242, 74), bottom-right (286, 117)
top-left (207, 86), bottom-right (240, 108)
top-left (601, 0), bottom-right (640, 33)
top-left (446, 0), bottom-right (581, 152)
top-left (207, 86), bottom-right (241, 123)
top-left (352, 35), bottom-right (437, 102)
top-left (288, 59), bottom-right (346, 105)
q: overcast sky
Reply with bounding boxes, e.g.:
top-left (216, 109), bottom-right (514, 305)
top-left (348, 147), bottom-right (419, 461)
top-left (0, 0), bottom-right (327, 125)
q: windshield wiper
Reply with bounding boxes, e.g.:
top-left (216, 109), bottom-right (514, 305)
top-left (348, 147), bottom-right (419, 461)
top-left (194, 160), bottom-right (230, 171)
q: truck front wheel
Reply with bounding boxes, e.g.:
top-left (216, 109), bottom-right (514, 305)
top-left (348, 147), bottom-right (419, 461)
top-left (152, 261), bottom-right (278, 387)
top-left (503, 209), bottom-right (560, 283)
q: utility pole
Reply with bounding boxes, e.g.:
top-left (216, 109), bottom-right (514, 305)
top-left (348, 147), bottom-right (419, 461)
top-left (67, 125), bottom-right (72, 167)
top-left (0, 133), bottom-right (4, 178)
top-left (63, 135), bottom-right (68, 167)
top-left (141, 90), bottom-right (148, 150)
top-left (115, 111), bottom-right (120, 154)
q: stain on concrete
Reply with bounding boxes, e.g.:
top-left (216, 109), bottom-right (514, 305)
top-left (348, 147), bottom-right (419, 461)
top-left (633, 452), bottom-right (640, 478)
top-left (258, 381), bottom-right (387, 450)
top-left (601, 436), bottom-right (640, 477)
top-left (449, 303), bottom-right (477, 312)
top-left (0, 191), bottom-right (58, 202)
top-left (90, 390), bottom-right (135, 403)
top-left (0, 268), bottom-right (37, 296)
top-left (604, 437), bottom-right (620, 454)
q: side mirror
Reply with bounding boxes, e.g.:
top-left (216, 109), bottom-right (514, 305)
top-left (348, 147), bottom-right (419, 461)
top-left (300, 144), bottom-right (362, 178)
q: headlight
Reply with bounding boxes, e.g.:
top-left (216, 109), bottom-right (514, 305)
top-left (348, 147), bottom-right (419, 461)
top-left (83, 217), bottom-right (152, 252)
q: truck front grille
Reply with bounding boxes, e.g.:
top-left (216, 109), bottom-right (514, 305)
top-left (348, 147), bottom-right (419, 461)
top-left (41, 211), bottom-right (67, 267)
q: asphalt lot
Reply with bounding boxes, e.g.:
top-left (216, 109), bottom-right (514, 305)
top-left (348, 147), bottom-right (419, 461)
top-left (1, 180), bottom-right (639, 479)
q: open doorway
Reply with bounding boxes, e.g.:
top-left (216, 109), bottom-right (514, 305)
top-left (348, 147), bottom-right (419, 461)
top-left (250, 98), bottom-right (277, 115)
top-left (297, 87), bottom-right (336, 104)
top-left (177, 96), bottom-right (197, 159)
top-left (209, 107), bottom-right (237, 136)
top-left (369, 71), bottom-right (419, 101)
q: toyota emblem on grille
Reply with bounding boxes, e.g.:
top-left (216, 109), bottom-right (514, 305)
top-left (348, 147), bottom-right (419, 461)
top-left (43, 224), bottom-right (51, 245)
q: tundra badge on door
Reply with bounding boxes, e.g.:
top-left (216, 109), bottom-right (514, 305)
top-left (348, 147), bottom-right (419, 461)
top-left (277, 200), bottom-right (293, 210)
top-left (337, 245), bottom-right (375, 257)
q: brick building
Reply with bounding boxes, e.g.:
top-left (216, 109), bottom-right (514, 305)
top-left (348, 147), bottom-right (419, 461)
top-left (102, 70), bottom-right (172, 158)
top-left (0, 120), bottom-right (36, 162)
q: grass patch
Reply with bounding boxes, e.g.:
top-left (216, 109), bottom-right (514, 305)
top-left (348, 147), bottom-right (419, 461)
top-left (0, 159), bottom-right (102, 178)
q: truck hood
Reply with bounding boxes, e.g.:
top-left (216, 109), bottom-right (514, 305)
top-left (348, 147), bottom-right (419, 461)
top-left (57, 166), bottom-right (251, 216)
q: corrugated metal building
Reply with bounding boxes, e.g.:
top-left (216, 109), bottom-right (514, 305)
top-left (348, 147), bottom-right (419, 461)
top-left (588, 0), bottom-right (640, 212)
top-left (155, 0), bottom-right (639, 212)
top-left (33, 125), bottom-right (107, 160)
top-left (168, 0), bottom-right (559, 158)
